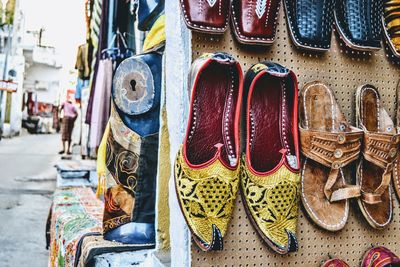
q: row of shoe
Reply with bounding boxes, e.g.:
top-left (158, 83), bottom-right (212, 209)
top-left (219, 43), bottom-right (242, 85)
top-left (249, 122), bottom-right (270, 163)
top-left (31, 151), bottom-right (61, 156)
top-left (321, 246), bottom-right (400, 267)
top-left (174, 52), bottom-right (400, 254)
top-left (300, 81), bottom-right (400, 231)
top-left (180, 0), bottom-right (400, 58)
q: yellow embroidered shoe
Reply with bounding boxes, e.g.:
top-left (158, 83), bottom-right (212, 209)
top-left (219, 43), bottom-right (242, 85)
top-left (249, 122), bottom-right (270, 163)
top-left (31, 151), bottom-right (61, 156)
top-left (241, 61), bottom-right (300, 254)
top-left (175, 53), bottom-right (243, 251)
top-left (383, 0), bottom-right (400, 59)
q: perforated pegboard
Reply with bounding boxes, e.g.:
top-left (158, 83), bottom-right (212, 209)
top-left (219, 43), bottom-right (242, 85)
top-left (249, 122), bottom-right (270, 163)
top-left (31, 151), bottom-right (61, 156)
top-left (190, 8), bottom-right (400, 267)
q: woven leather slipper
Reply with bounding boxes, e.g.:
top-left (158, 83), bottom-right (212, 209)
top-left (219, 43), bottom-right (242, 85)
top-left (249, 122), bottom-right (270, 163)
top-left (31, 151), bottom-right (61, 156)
top-left (180, 0), bottom-right (230, 33)
top-left (356, 85), bottom-right (399, 229)
top-left (175, 53), bottom-right (243, 251)
top-left (283, 0), bottom-right (334, 51)
top-left (361, 246), bottom-right (400, 267)
top-left (335, 0), bottom-right (382, 51)
top-left (382, 0), bottom-right (400, 59)
top-left (231, 0), bottom-right (281, 45)
top-left (299, 81), bottom-right (362, 232)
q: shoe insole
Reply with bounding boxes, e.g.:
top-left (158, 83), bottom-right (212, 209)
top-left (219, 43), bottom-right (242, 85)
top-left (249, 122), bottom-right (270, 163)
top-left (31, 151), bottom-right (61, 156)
top-left (249, 74), bottom-right (295, 172)
top-left (186, 62), bottom-right (238, 166)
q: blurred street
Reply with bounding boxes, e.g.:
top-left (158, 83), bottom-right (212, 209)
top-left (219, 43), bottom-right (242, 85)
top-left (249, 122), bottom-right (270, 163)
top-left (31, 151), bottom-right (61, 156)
top-left (0, 131), bottom-right (58, 267)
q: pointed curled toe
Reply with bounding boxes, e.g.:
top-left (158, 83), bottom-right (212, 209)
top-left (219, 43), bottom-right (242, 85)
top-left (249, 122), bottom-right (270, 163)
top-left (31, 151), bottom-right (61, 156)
top-left (241, 157), bottom-right (300, 254)
top-left (175, 148), bottom-right (240, 251)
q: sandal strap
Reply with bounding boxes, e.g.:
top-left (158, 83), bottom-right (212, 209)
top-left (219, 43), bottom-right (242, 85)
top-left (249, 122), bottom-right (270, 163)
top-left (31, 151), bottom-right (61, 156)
top-left (363, 132), bottom-right (400, 169)
top-left (324, 168), bottom-right (361, 202)
top-left (300, 127), bottom-right (363, 169)
top-left (330, 185), bottom-right (361, 202)
top-left (300, 127), bottom-right (363, 202)
top-left (361, 132), bottom-right (399, 204)
top-left (361, 166), bottom-right (393, 204)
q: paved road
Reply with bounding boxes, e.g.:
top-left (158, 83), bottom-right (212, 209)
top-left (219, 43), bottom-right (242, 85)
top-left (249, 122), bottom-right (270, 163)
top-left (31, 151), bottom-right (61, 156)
top-left (0, 132), bottom-right (59, 267)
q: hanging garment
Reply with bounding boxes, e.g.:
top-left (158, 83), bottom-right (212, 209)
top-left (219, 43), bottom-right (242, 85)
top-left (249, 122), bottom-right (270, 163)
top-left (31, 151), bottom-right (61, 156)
top-left (75, 44), bottom-right (91, 80)
top-left (86, 0), bottom-right (110, 125)
top-left (75, 78), bottom-right (89, 102)
top-left (137, 0), bottom-right (165, 31)
top-left (89, 58), bottom-right (113, 149)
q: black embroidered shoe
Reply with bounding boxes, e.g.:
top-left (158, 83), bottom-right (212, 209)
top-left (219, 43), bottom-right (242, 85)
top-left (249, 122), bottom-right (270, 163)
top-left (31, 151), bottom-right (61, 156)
top-left (335, 0), bottom-right (383, 51)
top-left (283, 0), bottom-right (335, 51)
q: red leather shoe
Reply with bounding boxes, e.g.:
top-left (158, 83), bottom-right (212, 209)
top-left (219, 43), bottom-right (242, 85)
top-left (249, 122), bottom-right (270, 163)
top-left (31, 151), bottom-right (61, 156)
top-left (175, 52), bottom-right (243, 251)
top-left (180, 0), bottom-right (231, 33)
top-left (231, 0), bottom-right (281, 45)
top-left (321, 259), bottom-right (350, 267)
top-left (361, 246), bottom-right (400, 267)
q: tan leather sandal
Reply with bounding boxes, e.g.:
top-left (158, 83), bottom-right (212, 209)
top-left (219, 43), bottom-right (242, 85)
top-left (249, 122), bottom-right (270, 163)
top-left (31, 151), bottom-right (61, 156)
top-left (356, 84), bottom-right (399, 229)
top-left (299, 81), bottom-right (363, 231)
top-left (394, 80), bottom-right (400, 202)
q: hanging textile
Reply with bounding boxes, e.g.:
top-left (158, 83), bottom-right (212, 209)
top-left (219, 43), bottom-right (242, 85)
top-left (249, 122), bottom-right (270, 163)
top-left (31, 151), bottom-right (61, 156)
top-left (86, 0), bottom-right (110, 125)
top-left (47, 187), bottom-right (103, 267)
top-left (89, 58), bottom-right (113, 150)
top-left (75, 44), bottom-right (91, 80)
top-left (143, 14), bottom-right (166, 51)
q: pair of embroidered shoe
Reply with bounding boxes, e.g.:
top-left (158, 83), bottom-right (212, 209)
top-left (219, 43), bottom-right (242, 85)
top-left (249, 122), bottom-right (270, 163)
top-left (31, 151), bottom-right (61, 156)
top-left (180, 0), bottom-right (282, 45)
top-left (284, 0), bottom-right (382, 52)
top-left (322, 246), bottom-right (400, 267)
top-left (300, 82), bottom-right (400, 231)
top-left (175, 52), bottom-right (300, 254)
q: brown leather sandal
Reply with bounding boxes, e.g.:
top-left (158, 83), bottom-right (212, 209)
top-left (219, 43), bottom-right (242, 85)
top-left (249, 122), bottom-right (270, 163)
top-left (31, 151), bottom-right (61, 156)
top-left (394, 80), bottom-right (400, 202)
top-left (356, 84), bottom-right (399, 229)
top-left (299, 81), bottom-right (363, 231)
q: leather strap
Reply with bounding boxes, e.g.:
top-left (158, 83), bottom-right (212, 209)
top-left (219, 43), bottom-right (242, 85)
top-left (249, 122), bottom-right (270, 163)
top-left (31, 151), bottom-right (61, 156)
top-left (362, 132), bottom-right (399, 169)
top-left (330, 185), bottom-right (361, 202)
top-left (300, 127), bottom-right (363, 202)
top-left (362, 132), bottom-right (400, 203)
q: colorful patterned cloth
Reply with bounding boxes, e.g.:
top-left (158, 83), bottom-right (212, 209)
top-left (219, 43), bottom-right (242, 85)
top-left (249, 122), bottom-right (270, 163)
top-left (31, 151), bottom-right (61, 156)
top-left (48, 187), bottom-right (103, 267)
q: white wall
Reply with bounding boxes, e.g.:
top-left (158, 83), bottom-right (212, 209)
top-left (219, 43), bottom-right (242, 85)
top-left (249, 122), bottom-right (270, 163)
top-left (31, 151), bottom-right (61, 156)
top-left (24, 63), bottom-right (61, 104)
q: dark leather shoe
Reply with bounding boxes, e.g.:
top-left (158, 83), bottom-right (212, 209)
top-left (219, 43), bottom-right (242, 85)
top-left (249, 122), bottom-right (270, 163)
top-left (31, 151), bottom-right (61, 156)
top-left (231, 0), bottom-right (281, 45)
top-left (335, 0), bottom-right (382, 51)
top-left (383, 0), bottom-right (400, 59)
top-left (180, 0), bottom-right (230, 33)
top-left (283, 0), bottom-right (334, 51)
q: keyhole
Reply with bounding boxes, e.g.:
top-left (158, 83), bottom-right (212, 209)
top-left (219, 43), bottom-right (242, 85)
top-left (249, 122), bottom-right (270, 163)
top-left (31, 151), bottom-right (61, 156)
top-left (130, 80), bottom-right (136, 92)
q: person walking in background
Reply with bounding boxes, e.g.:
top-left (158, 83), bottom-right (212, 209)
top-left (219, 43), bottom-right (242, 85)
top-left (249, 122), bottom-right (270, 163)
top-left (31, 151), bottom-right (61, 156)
top-left (59, 97), bottom-right (78, 155)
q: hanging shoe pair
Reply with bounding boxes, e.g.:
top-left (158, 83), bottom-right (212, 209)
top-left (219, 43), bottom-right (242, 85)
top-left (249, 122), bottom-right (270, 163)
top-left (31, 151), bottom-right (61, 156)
top-left (300, 82), bottom-right (399, 231)
top-left (175, 52), bottom-right (300, 254)
top-left (321, 246), bottom-right (400, 267)
top-left (284, 0), bottom-right (382, 51)
top-left (180, 0), bottom-right (281, 45)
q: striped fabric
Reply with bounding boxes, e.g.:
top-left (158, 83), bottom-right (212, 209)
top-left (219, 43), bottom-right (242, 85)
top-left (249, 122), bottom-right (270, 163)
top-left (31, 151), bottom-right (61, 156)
top-left (383, 0), bottom-right (400, 57)
top-left (90, 0), bottom-right (102, 68)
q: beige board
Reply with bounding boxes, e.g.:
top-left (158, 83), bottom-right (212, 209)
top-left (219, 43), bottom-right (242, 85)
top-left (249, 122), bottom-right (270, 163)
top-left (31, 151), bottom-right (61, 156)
top-left (190, 8), bottom-right (400, 267)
